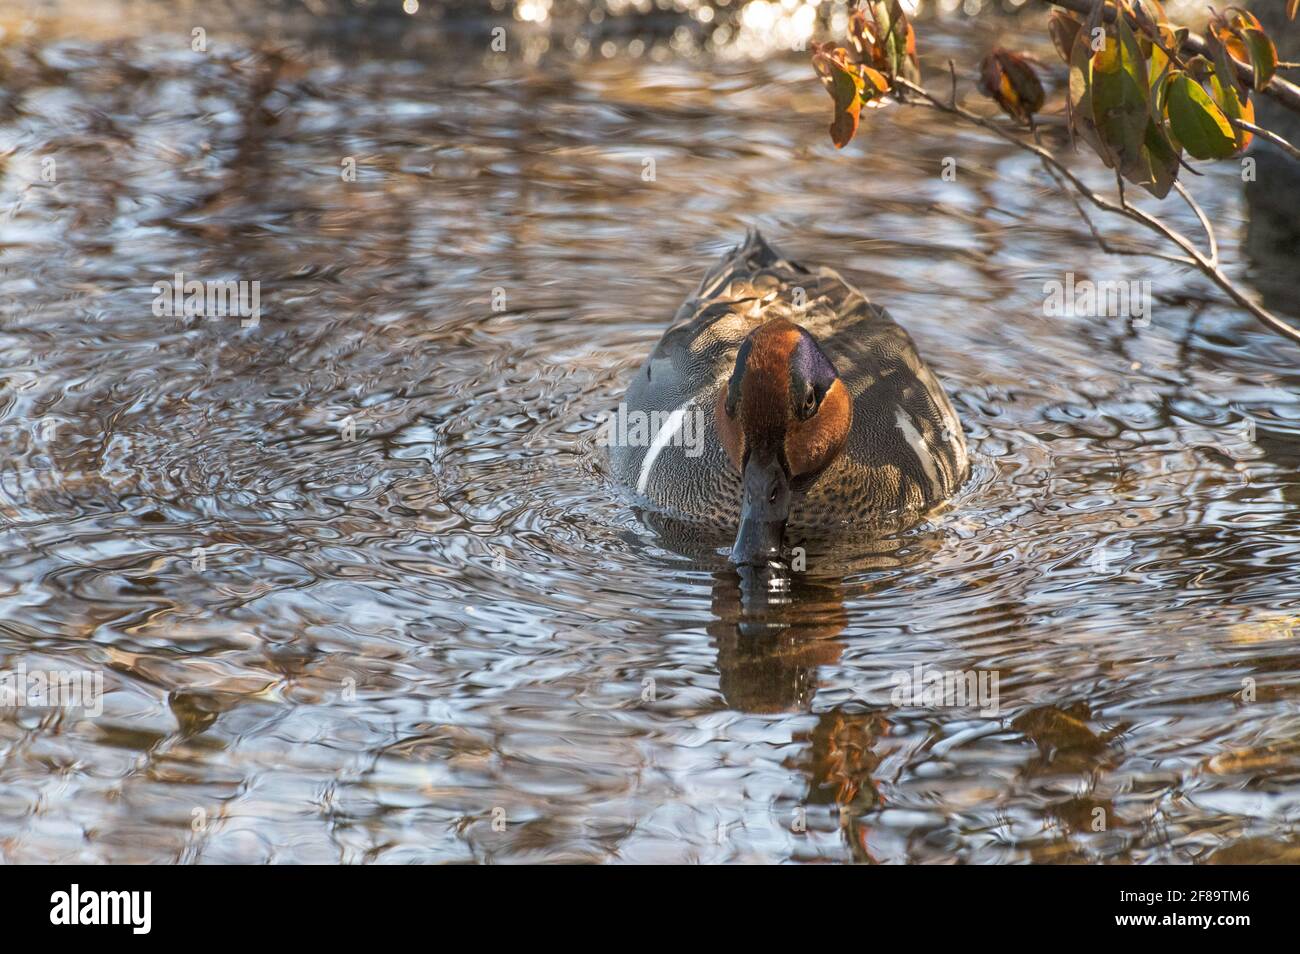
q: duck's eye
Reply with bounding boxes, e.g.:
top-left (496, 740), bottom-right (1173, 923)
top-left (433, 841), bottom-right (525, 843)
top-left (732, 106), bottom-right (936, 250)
top-left (801, 387), bottom-right (817, 419)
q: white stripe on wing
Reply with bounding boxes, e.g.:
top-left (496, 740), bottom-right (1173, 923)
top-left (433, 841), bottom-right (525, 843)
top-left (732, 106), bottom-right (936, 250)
top-left (636, 400), bottom-right (695, 496)
top-left (895, 407), bottom-right (941, 495)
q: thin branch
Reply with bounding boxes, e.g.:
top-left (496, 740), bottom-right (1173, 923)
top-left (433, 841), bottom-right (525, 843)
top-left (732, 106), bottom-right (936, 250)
top-left (1032, 127), bottom-right (1197, 266)
top-left (1230, 118), bottom-right (1300, 162)
top-left (894, 76), bottom-right (1300, 346)
top-left (1044, 155), bottom-right (1197, 266)
top-left (1173, 181), bottom-right (1217, 268)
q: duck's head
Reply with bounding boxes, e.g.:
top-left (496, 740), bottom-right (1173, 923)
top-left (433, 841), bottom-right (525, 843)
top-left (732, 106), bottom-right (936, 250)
top-left (715, 318), bottom-right (853, 566)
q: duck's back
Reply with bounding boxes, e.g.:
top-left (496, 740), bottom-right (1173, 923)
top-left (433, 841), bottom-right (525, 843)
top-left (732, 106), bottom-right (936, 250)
top-left (610, 231), bottom-right (968, 532)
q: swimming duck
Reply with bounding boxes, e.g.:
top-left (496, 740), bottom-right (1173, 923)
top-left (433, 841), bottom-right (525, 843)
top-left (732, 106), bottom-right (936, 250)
top-left (610, 230), bottom-right (968, 566)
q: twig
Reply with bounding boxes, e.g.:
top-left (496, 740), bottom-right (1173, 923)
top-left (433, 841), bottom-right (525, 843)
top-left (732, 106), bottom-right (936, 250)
top-left (1173, 181), bottom-right (1217, 268)
top-left (1033, 128), bottom-right (1197, 265)
top-left (1230, 118), bottom-right (1300, 162)
top-left (895, 76), bottom-right (1300, 346)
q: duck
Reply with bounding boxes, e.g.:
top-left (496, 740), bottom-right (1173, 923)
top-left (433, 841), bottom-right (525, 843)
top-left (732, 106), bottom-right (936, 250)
top-left (609, 230), bottom-right (968, 566)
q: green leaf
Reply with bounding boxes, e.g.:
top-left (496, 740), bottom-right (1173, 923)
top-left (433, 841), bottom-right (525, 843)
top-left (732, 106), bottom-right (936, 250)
top-left (1141, 43), bottom-right (1182, 197)
top-left (1115, 14), bottom-right (1150, 91)
top-left (1091, 24), bottom-right (1150, 178)
top-left (1068, 27), bottom-right (1107, 160)
top-left (1242, 28), bottom-right (1276, 91)
top-left (1206, 26), bottom-right (1249, 101)
top-left (1147, 41), bottom-right (1169, 94)
top-left (1165, 72), bottom-right (1237, 159)
top-left (1209, 66), bottom-right (1255, 152)
top-left (1140, 119), bottom-right (1179, 198)
top-left (867, 0), bottom-right (920, 84)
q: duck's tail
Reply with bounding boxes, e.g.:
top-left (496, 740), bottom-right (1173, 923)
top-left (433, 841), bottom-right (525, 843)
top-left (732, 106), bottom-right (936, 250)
top-left (737, 228), bottom-right (779, 265)
top-left (695, 228), bottom-right (808, 299)
top-left (731, 227), bottom-right (808, 273)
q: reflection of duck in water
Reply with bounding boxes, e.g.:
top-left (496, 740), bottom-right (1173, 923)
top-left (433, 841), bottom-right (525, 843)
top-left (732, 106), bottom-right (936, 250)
top-left (708, 568), bottom-right (847, 713)
top-left (703, 520), bottom-right (948, 712)
top-left (707, 552), bottom-right (945, 860)
top-left (611, 230), bottom-right (968, 565)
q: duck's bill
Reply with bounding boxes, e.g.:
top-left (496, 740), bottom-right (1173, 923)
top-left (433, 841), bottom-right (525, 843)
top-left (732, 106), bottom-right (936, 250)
top-left (730, 454), bottom-right (790, 567)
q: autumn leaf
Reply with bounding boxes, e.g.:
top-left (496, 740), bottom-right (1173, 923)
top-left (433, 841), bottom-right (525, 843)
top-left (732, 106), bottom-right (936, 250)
top-left (1222, 7), bottom-right (1264, 33)
top-left (847, 7), bottom-right (877, 66)
top-left (1165, 71), bottom-right (1237, 159)
top-left (1209, 65), bottom-right (1255, 152)
top-left (1209, 10), bottom-right (1252, 66)
top-left (1067, 24), bottom-right (1107, 159)
top-left (978, 48), bottom-right (1044, 124)
top-left (852, 0), bottom-right (920, 84)
top-left (1205, 14), bottom-right (1251, 100)
top-left (861, 65), bottom-right (891, 105)
top-left (1091, 22), bottom-right (1150, 177)
top-left (1209, 8), bottom-right (1278, 92)
top-left (1048, 10), bottom-right (1083, 64)
top-left (813, 47), bottom-right (865, 148)
top-left (812, 46), bottom-right (890, 148)
top-left (1130, 0), bottom-right (1168, 39)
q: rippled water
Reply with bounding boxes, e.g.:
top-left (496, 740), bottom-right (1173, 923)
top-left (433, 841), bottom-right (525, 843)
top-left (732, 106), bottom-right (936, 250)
top-left (2, 3), bottom-right (1300, 864)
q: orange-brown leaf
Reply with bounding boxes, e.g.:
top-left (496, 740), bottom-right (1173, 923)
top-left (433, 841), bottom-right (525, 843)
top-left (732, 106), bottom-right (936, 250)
top-left (813, 47), bottom-right (868, 147)
top-left (860, 0), bottom-right (921, 83)
top-left (848, 8), bottom-right (878, 66)
top-left (979, 48), bottom-right (1045, 123)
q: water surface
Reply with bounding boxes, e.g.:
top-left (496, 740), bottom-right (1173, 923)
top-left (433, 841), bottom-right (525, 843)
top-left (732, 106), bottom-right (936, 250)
top-left (2, 3), bottom-right (1300, 863)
